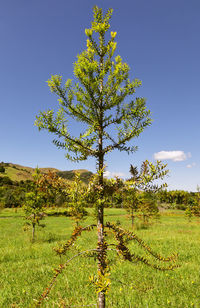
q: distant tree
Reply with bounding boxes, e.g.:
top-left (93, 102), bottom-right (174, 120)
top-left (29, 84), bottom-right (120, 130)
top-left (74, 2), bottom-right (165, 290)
top-left (3, 186), bottom-right (25, 208)
top-left (0, 176), bottom-right (13, 186)
top-left (23, 169), bottom-right (66, 241)
top-left (185, 185), bottom-right (200, 221)
top-left (86, 175), bottom-right (124, 214)
top-left (123, 187), bottom-right (139, 228)
top-left (23, 191), bottom-right (46, 242)
top-left (0, 166), bottom-right (5, 173)
top-left (67, 173), bottom-right (88, 225)
top-left (35, 170), bottom-right (68, 207)
top-left (23, 169), bottom-right (47, 241)
top-left (35, 7), bottom-right (177, 308)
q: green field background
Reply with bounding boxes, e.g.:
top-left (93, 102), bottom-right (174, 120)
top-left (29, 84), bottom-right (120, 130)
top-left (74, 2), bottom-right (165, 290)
top-left (0, 208), bottom-right (199, 307)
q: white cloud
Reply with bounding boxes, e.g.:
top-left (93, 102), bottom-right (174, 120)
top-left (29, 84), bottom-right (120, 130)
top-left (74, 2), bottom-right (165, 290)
top-left (154, 150), bottom-right (187, 162)
top-left (103, 171), bottom-right (125, 178)
top-left (186, 162), bottom-right (196, 168)
top-left (103, 171), bottom-right (111, 177)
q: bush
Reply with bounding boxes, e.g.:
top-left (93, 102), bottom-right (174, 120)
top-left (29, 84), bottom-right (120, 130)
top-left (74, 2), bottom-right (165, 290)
top-left (0, 166), bottom-right (5, 173)
top-left (0, 176), bottom-right (13, 186)
top-left (176, 204), bottom-right (187, 210)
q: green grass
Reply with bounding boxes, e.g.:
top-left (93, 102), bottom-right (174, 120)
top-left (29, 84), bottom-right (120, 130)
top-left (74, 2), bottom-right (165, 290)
top-left (0, 208), bottom-right (200, 307)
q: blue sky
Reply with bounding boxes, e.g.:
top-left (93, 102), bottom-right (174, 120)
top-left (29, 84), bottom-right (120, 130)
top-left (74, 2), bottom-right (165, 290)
top-left (0, 0), bottom-right (199, 191)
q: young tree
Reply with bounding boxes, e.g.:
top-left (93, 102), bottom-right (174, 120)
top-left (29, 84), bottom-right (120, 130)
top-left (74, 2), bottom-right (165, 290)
top-left (123, 186), bottom-right (139, 228)
top-left (23, 169), bottom-right (47, 242)
top-left (23, 190), bottom-right (46, 242)
top-left (23, 169), bottom-right (69, 241)
top-left (185, 185), bottom-right (200, 221)
top-left (124, 160), bottom-right (168, 227)
top-left (35, 7), bottom-right (177, 307)
top-left (35, 170), bottom-right (69, 207)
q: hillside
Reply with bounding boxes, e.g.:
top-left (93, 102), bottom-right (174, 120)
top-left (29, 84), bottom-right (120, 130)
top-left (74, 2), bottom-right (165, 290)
top-left (0, 162), bottom-right (93, 184)
top-left (57, 169), bottom-right (93, 184)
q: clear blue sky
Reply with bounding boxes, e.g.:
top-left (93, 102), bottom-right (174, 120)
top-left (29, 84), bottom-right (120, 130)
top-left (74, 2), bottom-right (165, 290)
top-left (0, 0), bottom-right (199, 191)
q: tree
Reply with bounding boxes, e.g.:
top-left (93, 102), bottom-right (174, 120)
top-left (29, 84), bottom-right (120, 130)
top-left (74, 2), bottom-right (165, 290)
top-left (123, 186), bottom-right (139, 228)
top-left (0, 176), bottom-right (13, 186)
top-left (0, 165), bottom-right (5, 173)
top-left (185, 185), bottom-right (200, 221)
top-left (124, 160), bottom-right (168, 227)
top-left (23, 169), bottom-right (47, 242)
top-left (23, 190), bottom-right (46, 242)
top-left (35, 7), bottom-right (177, 308)
top-left (35, 169), bottom-right (69, 207)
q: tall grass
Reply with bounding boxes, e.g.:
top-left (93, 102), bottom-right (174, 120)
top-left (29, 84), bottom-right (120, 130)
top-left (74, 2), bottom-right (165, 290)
top-left (0, 208), bottom-right (200, 307)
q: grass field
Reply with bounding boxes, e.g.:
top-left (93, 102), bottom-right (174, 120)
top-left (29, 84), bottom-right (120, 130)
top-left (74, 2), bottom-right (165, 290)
top-left (0, 208), bottom-right (200, 307)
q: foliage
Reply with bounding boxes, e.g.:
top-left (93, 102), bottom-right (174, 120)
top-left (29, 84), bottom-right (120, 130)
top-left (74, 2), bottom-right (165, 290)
top-left (185, 186), bottom-right (200, 221)
top-left (128, 160), bottom-right (168, 192)
top-left (57, 169), bottom-right (93, 184)
top-left (123, 187), bottom-right (139, 227)
top-left (158, 190), bottom-right (191, 206)
top-left (137, 192), bottom-right (159, 226)
top-left (86, 174), bottom-right (124, 212)
top-left (34, 169), bottom-right (69, 207)
top-left (23, 169), bottom-right (67, 241)
top-left (0, 176), bottom-right (13, 186)
top-left (35, 170), bottom-right (88, 222)
top-left (67, 173), bottom-right (88, 225)
top-left (35, 7), bottom-right (152, 162)
top-left (23, 191), bottom-right (46, 242)
top-left (37, 221), bottom-right (178, 306)
top-left (0, 180), bottom-right (27, 208)
top-left (0, 165), bottom-right (5, 173)
top-left (124, 160), bottom-right (168, 227)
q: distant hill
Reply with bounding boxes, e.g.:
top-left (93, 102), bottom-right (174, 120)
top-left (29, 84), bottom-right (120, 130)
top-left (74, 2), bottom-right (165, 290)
top-left (0, 162), bottom-right (93, 184)
top-left (57, 169), bottom-right (93, 184)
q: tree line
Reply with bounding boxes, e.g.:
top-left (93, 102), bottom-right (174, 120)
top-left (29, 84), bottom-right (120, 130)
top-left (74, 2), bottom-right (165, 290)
top-left (1, 171), bottom-right (199, 210)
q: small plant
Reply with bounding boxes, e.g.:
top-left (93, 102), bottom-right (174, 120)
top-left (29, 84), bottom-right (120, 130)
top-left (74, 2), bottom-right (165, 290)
top-left (23, 168), bottom-right (67, 242)
top-left (123, 187), bottom-right (139, 228)
top-left (23, 191), bottom-right (46, 242)
top-left (137, 192), bottom-right (160, 225)
top-left (185, 206), bottom-right (193, 222)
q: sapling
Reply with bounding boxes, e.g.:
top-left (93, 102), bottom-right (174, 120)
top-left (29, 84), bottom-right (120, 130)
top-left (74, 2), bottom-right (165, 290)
top-left (23, 191), bottom-right (46, 242)
top-left (35, 7), bottom-right (178, 307)
top-left (124, 160), bottom-right (168, 227)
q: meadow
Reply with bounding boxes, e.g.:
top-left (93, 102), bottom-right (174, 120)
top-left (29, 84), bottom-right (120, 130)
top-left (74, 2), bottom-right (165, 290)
top-left (0, 208), bottom-right (200, 307)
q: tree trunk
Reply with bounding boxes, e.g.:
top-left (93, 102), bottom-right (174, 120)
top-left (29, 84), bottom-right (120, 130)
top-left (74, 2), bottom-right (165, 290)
top-left (97, 152), bottom-right (106, 308)
top-left (32, 213), bottom-right (36, 242)
top-left (97, 43), bottom-right (106, 308)
top-left (98, 291), bottom-right (105, 308)
top-left (32, 223), bottom-right (35, 242)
